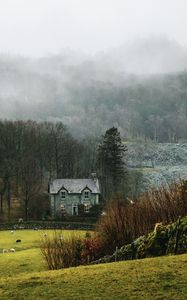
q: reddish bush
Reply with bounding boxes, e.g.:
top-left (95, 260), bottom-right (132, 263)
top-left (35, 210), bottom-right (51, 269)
top-left (97, 181), bottom-right (187, 253)
top-left (81, 236), bottom-right (104, 263)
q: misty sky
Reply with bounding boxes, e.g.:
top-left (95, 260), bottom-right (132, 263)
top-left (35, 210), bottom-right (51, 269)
top-left (0, 0), bottom-right (187, 57)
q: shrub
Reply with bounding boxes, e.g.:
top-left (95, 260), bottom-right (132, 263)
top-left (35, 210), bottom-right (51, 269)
top-left (97, 199), bottom-right (133, 253)
top-left (40, 232), bottom-right (83, 270)
top-left (81, 236), bottom-right (104, 264)
top-left (40, 231), bottom-right (105, 269)
top-left (93, 216), bottom-right (187, 264)
top-left (97, 181), bottom-right (187, 253)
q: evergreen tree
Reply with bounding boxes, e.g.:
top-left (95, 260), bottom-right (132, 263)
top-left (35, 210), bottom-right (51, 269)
top-left (97, 127), bottom-right (127, 199)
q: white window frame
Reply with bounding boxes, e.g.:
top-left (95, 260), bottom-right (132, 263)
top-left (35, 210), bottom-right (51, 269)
top-left (61, 191), bottom-right (66, 199)
top-left (84, 191), bottom-right (89, 199)
top-left (84, 203), bottom-right (90, 213)
top-left (60, 201), bottom-right (66, 213)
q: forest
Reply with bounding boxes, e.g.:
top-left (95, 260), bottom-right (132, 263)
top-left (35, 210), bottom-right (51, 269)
top-left (0, 40), bottom-right (187, 142)
top-left (0, 120), bottom-right (97, 221)
top-left (0, 120), bottom-right (141, 221)
top-left (0, 38), bottom-right (187, 220)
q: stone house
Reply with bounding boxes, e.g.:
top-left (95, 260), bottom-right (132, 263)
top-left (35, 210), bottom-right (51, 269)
top-left (49, 175), bottom-right (100, 218)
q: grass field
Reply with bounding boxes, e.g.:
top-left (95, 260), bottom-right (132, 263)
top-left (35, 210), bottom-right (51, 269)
top-left (0, 229), bottom-right (86, 276)
top-left (0, 229), bottom-right (87, 251)
top-left (0, 230), bottom-right (187, 299)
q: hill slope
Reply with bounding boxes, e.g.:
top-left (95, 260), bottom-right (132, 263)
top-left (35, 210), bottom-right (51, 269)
top-left (0, 254), bottom-right (186, 300)
top-left (127, 142), bottom-right (187, 191)
top-left (0, 46), bottom-right (187, 140)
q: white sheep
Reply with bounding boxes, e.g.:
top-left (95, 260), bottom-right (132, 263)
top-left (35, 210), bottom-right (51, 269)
top-left (10, 230), bottom-right (14, 234)
top-left (2, 249), bottom-right (9, 254)
top-left (9, 248), bottom-right (16, 253)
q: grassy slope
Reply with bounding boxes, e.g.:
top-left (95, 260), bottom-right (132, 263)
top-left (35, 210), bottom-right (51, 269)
top-left (0, 230), bottom-right (187, 299)
top-left (0, 254), bottom-right (186, 300)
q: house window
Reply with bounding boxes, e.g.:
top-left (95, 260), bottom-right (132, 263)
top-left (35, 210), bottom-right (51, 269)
top-left (61, 191), bottom-right (66, 199)
top-left (60, 201), bottom-right (66, 213)
top-left (84, 191), bottom-right (89, 199)
top-left (84, 204), bottom-right (90, 213)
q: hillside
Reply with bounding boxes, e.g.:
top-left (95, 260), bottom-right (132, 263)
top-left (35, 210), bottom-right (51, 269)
top-left (0, 40), bottom-right (187, 141)
top-left (0, 254), bottom-right (186, 300)
top-left (0, 218), bottom-right (186, 299)
top-left (127, 142), bottom-right (187, 190)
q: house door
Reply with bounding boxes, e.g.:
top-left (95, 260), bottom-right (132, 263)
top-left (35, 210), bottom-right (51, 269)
top-left (72, 205), bottom-right (78, 215)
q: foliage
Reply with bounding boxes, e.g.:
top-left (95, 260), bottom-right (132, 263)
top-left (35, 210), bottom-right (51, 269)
top-left (0, 120), bottom-right (97, 220)
top-left (40, 232), bottom-right (83, 270)
top-left (86, 204), bottom-right (103, 217)
top-left (94, 216), bottom-right (187, 264)
top-left (81, 236), bottom-right (104, 264)
top-left (40, 231), bottom-right (105, 269)
top-left (28, 193), bottom-right (50, 220)
top-left (97, 181), bottom-right (187, 253)
top-left (97, 127), bottom-right (127, 199)
top-left (75, 204), bottom-right (103, 218)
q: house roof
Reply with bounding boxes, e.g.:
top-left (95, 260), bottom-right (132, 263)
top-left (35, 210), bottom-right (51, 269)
top-left (49, 178), bottom-right (100, 194)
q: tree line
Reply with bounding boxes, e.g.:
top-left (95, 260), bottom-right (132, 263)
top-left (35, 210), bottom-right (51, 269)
top-left (0, 54), bottom-right (187, 143)
top-left (0, 120), bottom-right (97, 221)
top-left (0, 120), bottom-right (143, 221)
top-left (62, 72), bottom-right (187, 142)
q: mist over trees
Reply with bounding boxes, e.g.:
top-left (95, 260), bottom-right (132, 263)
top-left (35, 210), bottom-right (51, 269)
top-left (0, 37), bottom-right (186, 221)
top-left (0, 37), bottom-right (187, 142)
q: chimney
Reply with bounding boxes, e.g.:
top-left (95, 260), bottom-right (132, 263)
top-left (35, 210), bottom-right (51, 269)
top-left (90, 172), bottom-right (97, 181)
top-left (48, 177), bottom-right (54, 193)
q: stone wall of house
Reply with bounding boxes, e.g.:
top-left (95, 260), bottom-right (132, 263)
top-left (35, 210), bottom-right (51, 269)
top-left (52, 190), bottom-right (98, 217)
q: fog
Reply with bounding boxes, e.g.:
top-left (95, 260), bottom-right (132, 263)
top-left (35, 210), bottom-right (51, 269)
top-left (0, 0), bottom-right (187, 57)
top-left (0, 0), bottom-right (187, 140)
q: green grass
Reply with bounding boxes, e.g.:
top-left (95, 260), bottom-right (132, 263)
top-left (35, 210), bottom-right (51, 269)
top-left (0, 230), bottom-right (186, 299)
top-left (0, 249), bottom-right (45, 276)
top-left (0, 229), bottom-right (86, 251)
top-left (0, 254), bottom-right (186, 300)
top-left (0, 229), bottom-right (86, 276)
